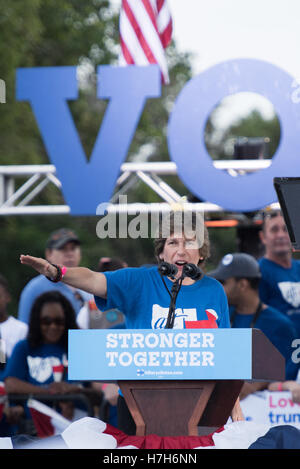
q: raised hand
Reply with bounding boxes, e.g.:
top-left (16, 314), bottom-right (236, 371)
top-left (20, 254), bottom-right (57, 279)
top-left (20, 253), bottom-right (108, 297)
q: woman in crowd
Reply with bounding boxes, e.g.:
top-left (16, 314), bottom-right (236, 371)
top-left (20, 212), bottom-right (244, 432)
top-left (4, 291), bottom-right (100, 423)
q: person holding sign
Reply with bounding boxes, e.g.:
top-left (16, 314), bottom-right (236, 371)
top-left (19, 211), bottom-right (244, 433)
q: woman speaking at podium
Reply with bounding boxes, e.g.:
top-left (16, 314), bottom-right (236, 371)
top-left (20, 211), bottom-right (244, 432)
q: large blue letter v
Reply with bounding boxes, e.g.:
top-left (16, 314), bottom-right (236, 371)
top-left (17, 65), bottom-right (161, 215)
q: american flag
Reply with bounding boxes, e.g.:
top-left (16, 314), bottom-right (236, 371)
top-left (119, 0), bottom-right (173, 84)
top-left (27, 399), bottom-right (70, 438)
top-left (0, 414), bottom-right (278, 449)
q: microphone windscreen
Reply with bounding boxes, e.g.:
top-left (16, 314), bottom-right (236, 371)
top-left (183, 263), bottom-right (202, 280)
top-left (158, 262), bottom-right (178, 277)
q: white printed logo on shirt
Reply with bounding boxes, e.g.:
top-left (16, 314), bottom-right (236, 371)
top-left (151, 304), bottom-right (197, 329)
top-left (27, 356), bottom-right (62, 383)
top-left (278, 282), bottom-right (300, 308)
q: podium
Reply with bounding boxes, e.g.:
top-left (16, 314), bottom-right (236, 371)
top-left (68, 328), bottom-right (285, 437)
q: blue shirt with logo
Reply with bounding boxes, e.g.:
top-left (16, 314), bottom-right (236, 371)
top-left (258, 257), bottom-right (300, 335)
top-left (94, 266), bottom-right (230, 330)
top-left (3, 339), bottom-right (67, 386)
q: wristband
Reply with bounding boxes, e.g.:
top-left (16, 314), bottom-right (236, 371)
top-left (101, 383), bottom-right (108, 391)
top-left (277, 382), bottom-right (283, 392)
top-left (61, 266), bottom-right (67, 278)
top-left (46, 263), bottom-right (63, 283)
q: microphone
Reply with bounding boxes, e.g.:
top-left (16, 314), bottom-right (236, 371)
top-left (182, 263), bottom-right (202, 280)
top-left (158, 261), bottom-right (178, 278)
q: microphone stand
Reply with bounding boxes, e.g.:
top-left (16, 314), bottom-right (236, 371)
top-left (165, 276), bottom-right (184, 329)
top-left (163, 264), bottom-right (202, 329)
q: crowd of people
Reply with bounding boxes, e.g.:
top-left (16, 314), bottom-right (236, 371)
top-left (0, 229), bottom-right (124, 436)
top-left (1, 209), bottom-right (300, 438)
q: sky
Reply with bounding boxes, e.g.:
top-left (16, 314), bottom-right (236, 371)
top-left (169, 0), bottom-right (300, 78)
top-left (110, 0), bottom-right (300, 125)
top-left (169, 0), bottom-right (300, 123)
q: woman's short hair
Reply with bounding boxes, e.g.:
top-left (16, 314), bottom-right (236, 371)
top-left (27, 290), bottom-right (78, 349)
top-left (153, 211), bottom-right (210, 266)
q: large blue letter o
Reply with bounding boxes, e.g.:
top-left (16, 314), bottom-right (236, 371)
top-left (168, 59), bottom-right (300, 212)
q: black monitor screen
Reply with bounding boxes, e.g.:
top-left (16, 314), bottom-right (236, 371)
top-left (273, 177), bottom-right (300, 250)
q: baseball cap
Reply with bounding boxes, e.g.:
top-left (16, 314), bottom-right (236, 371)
top-left (208, 253), bottom-right (261, 281)
top-left (46, 228), bottom-right (81, 250)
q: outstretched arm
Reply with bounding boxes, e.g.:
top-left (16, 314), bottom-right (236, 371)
top-left (20, 254), bottom-right (107, 298)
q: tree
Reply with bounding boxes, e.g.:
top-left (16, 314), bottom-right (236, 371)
top-left (205, 107), bottom-right (281, 161)
top-left (0, 0), bottom-right (194, 314)
top-left (0, 0), bottom-right (119, 166)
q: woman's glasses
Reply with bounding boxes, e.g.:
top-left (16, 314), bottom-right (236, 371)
top-left (40, 317), bottom-right (65, 326)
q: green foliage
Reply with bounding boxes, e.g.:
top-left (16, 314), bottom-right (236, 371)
top-left (205, 227), bottom-right (238, 273)
top-left (205, 108), bottom-right (281, 160)
top-left (1, 2), bottom-right (280, 317)
top-left (0, 0), bottom-right (119, 165)
top-left (0, 1), bottom-right (193, 315)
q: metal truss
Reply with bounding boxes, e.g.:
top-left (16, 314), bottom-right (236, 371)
top-left (0, 160), bottom-right (279, 216)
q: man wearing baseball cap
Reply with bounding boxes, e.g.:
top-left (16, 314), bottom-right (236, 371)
top-left (208, 253), bottom-right (298, 392)
top-left (18, 228), bottom-right (91, 324)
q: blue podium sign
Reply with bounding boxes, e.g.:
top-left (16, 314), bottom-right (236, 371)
top-left (68, 329), bottom-right (253, 381)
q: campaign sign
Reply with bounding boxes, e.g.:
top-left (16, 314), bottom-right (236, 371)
top-left (68, 328), bottom-right (252, 381)
top-left (240, 391), bottom-right (300, 429)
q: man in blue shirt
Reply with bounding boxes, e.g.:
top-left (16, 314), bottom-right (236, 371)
top-left (18, 228), bottom-right (91, 324)
top-left (208, 252), bottom-right (298, 395)
top-left (258, 211), bottom-right (300, 336)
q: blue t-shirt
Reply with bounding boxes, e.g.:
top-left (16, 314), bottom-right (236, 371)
top-left (258, 258), bottom-right (300, 335)
top-left (230, 305), bottom-right (297, 379)
top-left (94, 266), bottom-right (230, 330)
top-left (18, 275), bottom-right (91, 324)
top-left (3, 339), bottom-right (68, 386)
